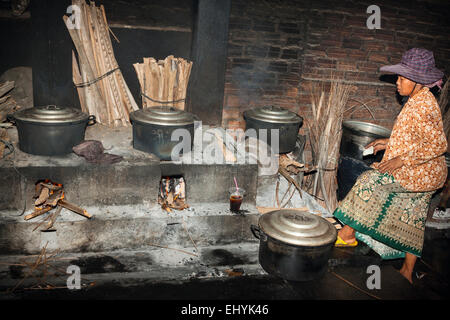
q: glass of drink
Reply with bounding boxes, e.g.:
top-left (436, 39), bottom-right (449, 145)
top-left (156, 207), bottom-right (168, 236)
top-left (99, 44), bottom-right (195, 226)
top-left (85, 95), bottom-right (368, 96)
top-left (229, 187), bottom-right (245, 212)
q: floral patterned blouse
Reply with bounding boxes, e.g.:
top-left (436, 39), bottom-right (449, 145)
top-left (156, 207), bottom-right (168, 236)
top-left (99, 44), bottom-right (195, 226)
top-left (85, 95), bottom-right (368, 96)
top-left (382, 87), bottom-right (448, 192)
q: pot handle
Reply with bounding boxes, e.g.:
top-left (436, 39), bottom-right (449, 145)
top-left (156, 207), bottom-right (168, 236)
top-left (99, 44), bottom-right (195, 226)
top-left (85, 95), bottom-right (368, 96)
top-left (87, 115), bottom-right (96, 126)
top-left (250, 224), bottom-right (267, 241)
top-left (6, 114), bottom-right (15, 125)
top-left (250, 224), bottom-right (260, 239)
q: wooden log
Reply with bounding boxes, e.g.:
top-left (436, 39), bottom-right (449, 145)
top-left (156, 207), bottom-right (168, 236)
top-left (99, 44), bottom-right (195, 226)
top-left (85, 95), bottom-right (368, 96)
top-left (34, 187), bottom-right (50, 206)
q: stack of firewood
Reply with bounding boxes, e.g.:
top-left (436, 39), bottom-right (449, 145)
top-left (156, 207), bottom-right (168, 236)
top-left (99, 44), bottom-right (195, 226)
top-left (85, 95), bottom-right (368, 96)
top-left (133, 55), bottom-right (193, 110)
top-left (0, 81), bottom-right (20, 158)
top-left (63, 0), bottom-right (138, 127)
top-left (0, 81), bottom-right (18, 123)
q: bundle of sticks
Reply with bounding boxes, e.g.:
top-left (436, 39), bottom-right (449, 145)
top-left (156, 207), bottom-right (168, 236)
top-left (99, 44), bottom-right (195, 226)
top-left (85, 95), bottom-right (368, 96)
top-left (63, 0), bottom-right (138, 127)
top-left (133, 55), bottom-right (193, 110)
top-left (305, 78), bottom-right (354, 213)
top-left (26, 180), bottom-right (92, 232)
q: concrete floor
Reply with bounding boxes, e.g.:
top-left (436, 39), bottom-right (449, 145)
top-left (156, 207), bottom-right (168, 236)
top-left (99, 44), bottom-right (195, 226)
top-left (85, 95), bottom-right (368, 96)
top-left (0, 226), bottom-right (448, 301)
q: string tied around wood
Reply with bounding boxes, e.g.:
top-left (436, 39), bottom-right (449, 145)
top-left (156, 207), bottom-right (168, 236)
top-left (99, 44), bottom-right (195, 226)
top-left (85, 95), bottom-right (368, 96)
top-left (73, 67), bottom-right (120, 88)
top-left (140, 91), bottom-right (186, 105)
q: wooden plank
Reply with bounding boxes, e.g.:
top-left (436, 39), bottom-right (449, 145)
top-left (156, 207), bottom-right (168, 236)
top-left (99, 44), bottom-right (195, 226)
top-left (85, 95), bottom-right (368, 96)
top-left (72, 51), bottom-right (87, 113)
top-left (0, 81), bottom-right (14, 98)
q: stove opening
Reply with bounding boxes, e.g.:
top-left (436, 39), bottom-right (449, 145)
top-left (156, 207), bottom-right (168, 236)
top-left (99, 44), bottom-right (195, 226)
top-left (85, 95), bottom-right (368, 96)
top-left (158, 175), bottom-right (189, 212)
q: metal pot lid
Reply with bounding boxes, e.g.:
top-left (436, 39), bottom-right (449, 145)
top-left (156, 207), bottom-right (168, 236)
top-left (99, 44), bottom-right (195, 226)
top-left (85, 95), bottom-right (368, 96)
top-left (258, 209), bottom-right (337, 246)
top-left (243, 106), bottom-right (303, 124)
top-left (12, 105), bottom-right (89, 124)
top-left (130, 106), bottom-right (198, 126)
top-left (342, 120), bottom-right (391, 138)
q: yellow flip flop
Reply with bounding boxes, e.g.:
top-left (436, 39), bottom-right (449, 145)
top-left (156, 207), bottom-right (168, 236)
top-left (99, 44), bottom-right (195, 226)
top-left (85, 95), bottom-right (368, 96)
top-left (335, 235), bottom-right (358, 247)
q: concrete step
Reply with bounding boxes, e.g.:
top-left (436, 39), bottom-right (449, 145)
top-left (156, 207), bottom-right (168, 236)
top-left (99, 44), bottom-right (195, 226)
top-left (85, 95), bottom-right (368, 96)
top-left (0, 203), bottom-right (260, 255)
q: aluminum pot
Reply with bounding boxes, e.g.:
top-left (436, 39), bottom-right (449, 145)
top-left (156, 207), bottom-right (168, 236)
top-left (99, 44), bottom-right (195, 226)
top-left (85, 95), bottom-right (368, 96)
top-left (251, 209), bottom-right (337, 282)
top-left (243, 106), bottom-right (303, 154)
top-left (8, 105), bottom-right (96, 156)
top-left (340, 120), bottom-right (391, 164)
top-left (130, 106), bottom-right (199, 160)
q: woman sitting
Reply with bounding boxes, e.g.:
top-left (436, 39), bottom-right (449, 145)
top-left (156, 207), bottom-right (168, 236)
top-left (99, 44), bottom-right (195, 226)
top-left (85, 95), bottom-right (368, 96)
top-left (333, 48), bottom-right (447, 284)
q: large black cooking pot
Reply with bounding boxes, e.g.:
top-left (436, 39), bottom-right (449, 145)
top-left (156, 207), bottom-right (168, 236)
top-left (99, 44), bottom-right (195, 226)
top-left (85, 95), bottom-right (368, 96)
top-left (340, 120), bottom-right (391, 165)
top-left (244, 106), bottom-right (303, 154)
top-left (8, 105), bottom-right (96, 156)
top-left (130, 106), bottom-right (199, 161)
top-left (251, 209), bottom-right (337, 282)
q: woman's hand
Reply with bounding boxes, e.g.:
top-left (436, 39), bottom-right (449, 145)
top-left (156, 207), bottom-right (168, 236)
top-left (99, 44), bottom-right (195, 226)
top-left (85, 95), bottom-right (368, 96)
top-left (376, 156), bottom-right (404, 175)
top-left (366, 138), bottom-right (389, 155)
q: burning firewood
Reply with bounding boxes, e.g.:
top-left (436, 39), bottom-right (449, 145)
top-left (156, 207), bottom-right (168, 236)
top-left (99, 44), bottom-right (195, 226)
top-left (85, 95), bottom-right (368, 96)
top-left (158, 177), bottom-right (189, 212)
top-left (25, 180), bottom-right (92, 230)
top-left (34, 187), bottom-right (50, 206)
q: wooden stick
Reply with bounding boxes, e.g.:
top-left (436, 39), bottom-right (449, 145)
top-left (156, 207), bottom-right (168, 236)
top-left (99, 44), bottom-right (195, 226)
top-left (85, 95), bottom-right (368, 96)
top-left (58, 199), bottom-right (92, 219)
top-left (182, 217), bottom-right (198, 253)
top-left (43, 205), bottom-right (63, 231)
top-left (24, 206), bottom-right (52, 221)
top-left (32, 211), bottom-right (54, 232)
top-left (330, 271), bottom-right (381, 300)
top-left (148, 243), bottom-right (198, 257)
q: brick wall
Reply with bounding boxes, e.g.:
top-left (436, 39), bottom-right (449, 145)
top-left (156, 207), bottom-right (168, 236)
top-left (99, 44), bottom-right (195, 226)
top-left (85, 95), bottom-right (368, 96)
top-left (222, 0), bottom-right (450, 149)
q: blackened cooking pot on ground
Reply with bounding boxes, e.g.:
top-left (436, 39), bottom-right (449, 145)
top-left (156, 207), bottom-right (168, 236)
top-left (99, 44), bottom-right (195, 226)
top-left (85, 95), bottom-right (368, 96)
top-left (251, 209), bottom-right (337, 281)
top-left (243, 106), bottom-right (303, 154)
top-left (130, 106), bottom-right (199, 161)
top-left (8, 105), bottom-right (96, 156)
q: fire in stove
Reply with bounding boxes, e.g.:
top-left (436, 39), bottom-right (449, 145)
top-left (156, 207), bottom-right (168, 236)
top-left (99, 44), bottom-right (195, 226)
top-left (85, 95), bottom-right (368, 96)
top-left (158, 176), bottom-right (189, 212)
top-left (25, 179), bottom-right (92, 231)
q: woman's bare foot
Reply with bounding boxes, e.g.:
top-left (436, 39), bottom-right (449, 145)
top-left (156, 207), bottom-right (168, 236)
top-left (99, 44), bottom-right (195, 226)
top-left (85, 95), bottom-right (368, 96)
top-left (338, 225), bottom-right (356, 244)
top-left (399, 266), bottom-right (413, 284)
top-left (398, 253), bottom-right (417, 284)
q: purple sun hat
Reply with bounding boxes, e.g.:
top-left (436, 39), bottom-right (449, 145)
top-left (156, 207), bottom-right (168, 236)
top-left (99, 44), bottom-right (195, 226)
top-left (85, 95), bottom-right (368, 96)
top-left (380, 48), bottom-right (444, 85)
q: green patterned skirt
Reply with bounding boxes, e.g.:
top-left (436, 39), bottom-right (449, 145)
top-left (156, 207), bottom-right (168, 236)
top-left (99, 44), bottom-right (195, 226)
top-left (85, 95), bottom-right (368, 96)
top-left (334, 170), bottom-right (433, 259)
